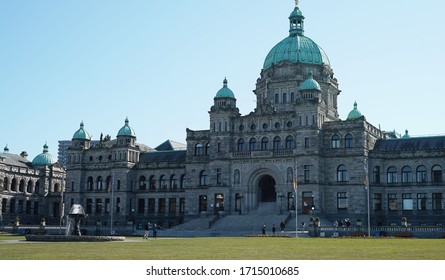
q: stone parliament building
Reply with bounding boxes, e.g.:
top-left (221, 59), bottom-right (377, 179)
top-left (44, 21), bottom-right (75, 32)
top-left (1, 2), bottom-right (444, 231)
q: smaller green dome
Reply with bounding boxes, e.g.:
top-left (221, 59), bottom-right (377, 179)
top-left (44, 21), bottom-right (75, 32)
top-left (401, 130), bottom-right (410, 139)
top-left (299, 72), bottom-right (321, 91)
top-left (72, 121), bottom-right (91, 140)
top-left (347, 102), bottom-right (363, 120)
top-left (32, 143), bottom-right (56, 166)
top-left (117, 117), bottom-right (136, 137)
top-left (215, 78), bottom-right (235, 99)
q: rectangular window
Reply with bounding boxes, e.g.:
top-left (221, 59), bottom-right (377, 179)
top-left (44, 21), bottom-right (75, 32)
top-left (148, 198), bottom-right (155, 214)
top-left (18, 200), bottom-right (23, 214)
top-left (337, 192), bottom-right (348, 209)
top-left (158, 198), bottom-right (166, 213)
top-left (169, 198), bottom-right (176, 213)
top-left (137, 199), bottom-right (145, 214)
top-left (216, 168), bottom-right (222, 185)
top-left (304, 165), bottom-right (310, 182)
top-left (105, 198), bottom-right (110, 214)
top-left (33, 201), bottom-right (39, 215)
top-left (417, 193), bottom-right (427, 211)
top-left (373, 193), bottom-right (382, 211)
top-left (85, 199), bottom-right (93, 214)
top-left (179, 198), bottom-right (185, 213)
top-left (25, 201), bottom-right (31, 214)
top-left (373, 166), bottom-right (381, 184)
top-left (10, 198), bottom-right (15, 213)
top-left (388, 194), bottom-right (398, 211)
top-left (1, 198), bottom-right (6, 213)
top-left (402, 193), bottom-right (413, 210)
top-left (433, 193), bottom-right (443, 210)
top-left (304, 138), bottom-right (309, 148)
top-left (217, 143), bottom-right (221, 153)
top-left (96, 199), bottom-right (103, 214)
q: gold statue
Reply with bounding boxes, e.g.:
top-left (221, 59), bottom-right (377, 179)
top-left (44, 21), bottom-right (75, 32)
top-left (295, 0), bottom-right (299, 7)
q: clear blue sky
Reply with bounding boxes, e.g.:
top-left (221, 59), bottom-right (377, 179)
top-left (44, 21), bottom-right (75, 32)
top-left (1, 0), bottom-right (444, 159)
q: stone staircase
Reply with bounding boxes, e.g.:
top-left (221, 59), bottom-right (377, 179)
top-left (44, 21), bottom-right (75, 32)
top-left (163, 203), bottom-right (330, 237)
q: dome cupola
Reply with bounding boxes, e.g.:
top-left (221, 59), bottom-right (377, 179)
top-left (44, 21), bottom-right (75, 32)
top-left (299, 71), bottom-right (321, 91)
top-left (263, 1), bottom-right (330, 70)
top-left (117, 117), bottom-right (136, 138)
top-left (215, 78), bottom-right (236, 99)
top-left (347, 102), bottom-right (363, 120)
top-left (32, 143), bottom-right (56, 166)
top-left (72, 121), bottom-right (91, 140)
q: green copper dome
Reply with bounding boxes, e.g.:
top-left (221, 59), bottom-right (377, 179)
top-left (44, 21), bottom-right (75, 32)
top-left (72, 121), bottom-right (91, 140)
top-left (215, 78), bottom-right (235, 99)
top-left (347, 102), bottom-right (363, 120)
top-left (299, 72), bottom-right (321, 91)
top-left (263, 6), bottom-right (330, 69)
top-left (117, 117), bottom-right (136, 137)
top-left (32, 144), bottom-right (56, 166)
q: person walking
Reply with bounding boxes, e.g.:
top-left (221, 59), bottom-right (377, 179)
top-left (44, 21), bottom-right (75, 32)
top-left (261, 224), bottom-right (266, 236)
top-left (143, 222), bottom-right (150, 239)
top-left (272, 224), bottom-right (276, 236)
top-left (153, 224), bottom-right (158, 239)
top-left (280, 220), bottom-right (285, 233)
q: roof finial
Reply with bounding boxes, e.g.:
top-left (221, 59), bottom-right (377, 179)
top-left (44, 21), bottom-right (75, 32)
top-left (295, 0), bottom-right (299, 7)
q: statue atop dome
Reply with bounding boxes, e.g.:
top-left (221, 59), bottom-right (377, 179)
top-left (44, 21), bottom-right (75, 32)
top-left (295, 0), bottom-right (299, 7)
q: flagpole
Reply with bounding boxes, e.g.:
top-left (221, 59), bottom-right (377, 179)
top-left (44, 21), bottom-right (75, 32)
top-left (365, 158), bottom-right (370, 237)
top-left (110, 174), bottom-right (114, 235)
top-left (294, 161), bottom-right (298, 238)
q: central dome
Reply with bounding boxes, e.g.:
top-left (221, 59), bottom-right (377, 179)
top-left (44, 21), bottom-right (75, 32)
top-left (263, 6), bottom-right (330, 69)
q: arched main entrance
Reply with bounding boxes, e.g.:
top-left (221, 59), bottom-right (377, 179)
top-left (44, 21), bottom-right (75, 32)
top-left (258, 175), bottom-right (276, 202)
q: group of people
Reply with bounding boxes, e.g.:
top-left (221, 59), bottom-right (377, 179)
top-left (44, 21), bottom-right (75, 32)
top-left (143, 222), bottom-right (159, 239)
top-left (334, 218), bottom-right (351, 227)
top-left (261, 221), bottom-right (287, 236)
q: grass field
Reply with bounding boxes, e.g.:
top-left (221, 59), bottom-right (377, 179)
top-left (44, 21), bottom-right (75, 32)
top-left (1, 234), bottom-right (445, 260)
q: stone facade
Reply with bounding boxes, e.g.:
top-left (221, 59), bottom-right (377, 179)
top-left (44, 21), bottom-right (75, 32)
top-left (0, 146), bottom-right (65, 226)
top-left (16, 4), bottom-right (445, 229)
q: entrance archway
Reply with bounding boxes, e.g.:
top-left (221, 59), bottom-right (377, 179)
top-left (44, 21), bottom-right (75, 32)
top-left (258, 175), bottom-right (276, 202)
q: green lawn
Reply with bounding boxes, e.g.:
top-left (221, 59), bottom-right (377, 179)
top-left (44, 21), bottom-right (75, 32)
top-left (1, 235), bottom-right (445, 260)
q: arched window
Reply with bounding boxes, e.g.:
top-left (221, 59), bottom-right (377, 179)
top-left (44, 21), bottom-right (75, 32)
top-left (275, 94), bottom-right (279, 104)
top-left (149, 175), bottom-right (156, 190)
top-left (97, 176), bottom-right (103, 190)
top-left (285, 135), bottom-right (294, 149)
top-left (401, 166), bottom-right (412, 183)
top-left (180, 174), bottom-right (186, 189)
top-left (331, 135), bottom-right (340, 149)
top-left (159, 175), bottom-right (167, 189)
top-left (387, 167), bottom-right (397, 184)
top-left (35, 180), bottom-right (40, 194)
top-left (106, 176), bottom-right (112, 191)
top-left (234, 169), bottom-right (240, 185)
top-left (273, 136), bottom-right (281, 150)
top-left (249, 138), bottom-right (257, 151)
top-left (205, 143), bottom-right (210, 155)
top-left (19, 179), bottom-right (25, 192)
top-left (373, 166), bottom-right (381, 184)
top-left (87, 177), bottom-right (93, 191)
top-left (27, 180), bottom-right (33, 193)
top-left (282, 92), bottom-right (287, 103)
top-left (416, 165), bottom-right (427, 183)
top-left (345, 134), bottom-right (353, 148)
top-left (199, 170), bottom-right (208, 186)
top-left (337, 165), bottom-right (348, 182)
top-left (139, 176), bottom-right (147, 190)
top-left (237, 139), bottom-right (245, 151)
top-left (11, 178), bottom-right (17, 192)
top-left (194, 143), bottom-right (203, 156)
top-left (261, 137), bottom-right (269, 150)
top-left (290, 92), bottom-right (295, 103)
top-left (432, 165), bottom-right (443, 183)
top-left (170, 175), bottom-right (177, 189)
